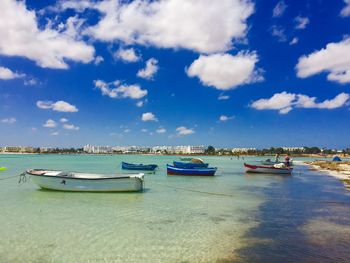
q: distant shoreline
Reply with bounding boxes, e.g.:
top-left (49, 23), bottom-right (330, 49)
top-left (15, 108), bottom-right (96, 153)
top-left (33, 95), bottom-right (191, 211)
top-left (1, 152), bottom-right (349, 158)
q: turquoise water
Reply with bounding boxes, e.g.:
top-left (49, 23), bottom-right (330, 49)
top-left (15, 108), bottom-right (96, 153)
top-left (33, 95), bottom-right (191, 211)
top-left (0, 154), bottom-right (349, 262)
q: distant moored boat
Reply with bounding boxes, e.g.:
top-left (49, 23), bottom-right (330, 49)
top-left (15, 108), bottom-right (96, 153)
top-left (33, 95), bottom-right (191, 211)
top-left (167, 165), bottom-right (217, 176)
top-left (121, 162), bottom-right (158, 171)
top-left (26, 169), bottom-right (144, 192)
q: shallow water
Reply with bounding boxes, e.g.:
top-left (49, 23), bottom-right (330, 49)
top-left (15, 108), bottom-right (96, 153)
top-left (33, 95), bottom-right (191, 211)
top-left (0, 154), bottom-right (349, 262)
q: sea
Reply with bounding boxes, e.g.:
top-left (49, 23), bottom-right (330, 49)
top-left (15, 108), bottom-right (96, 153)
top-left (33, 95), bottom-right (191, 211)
top-left (0, 154), bottom-right (349, 263)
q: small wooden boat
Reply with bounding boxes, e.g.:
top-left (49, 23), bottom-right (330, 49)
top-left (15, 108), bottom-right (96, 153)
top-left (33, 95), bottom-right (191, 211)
top-left (26, 169), bottom-right (144, 192)
top-left (167, 165), bottom-right (217, 176)
top-left (121, 162), bottom-right (158, 171)
top-left (173, 161), bottom-right (209, 169)
top-left (244, 163), bottom-right (292, 175)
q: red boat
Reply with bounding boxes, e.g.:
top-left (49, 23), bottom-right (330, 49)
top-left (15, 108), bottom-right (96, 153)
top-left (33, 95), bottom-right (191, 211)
top-left (244, 163), bottom-right (292, 174)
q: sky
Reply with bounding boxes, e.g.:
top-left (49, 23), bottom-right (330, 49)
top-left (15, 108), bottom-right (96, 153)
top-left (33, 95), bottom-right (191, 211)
top-left (0, 0), bottom-right (350, 148)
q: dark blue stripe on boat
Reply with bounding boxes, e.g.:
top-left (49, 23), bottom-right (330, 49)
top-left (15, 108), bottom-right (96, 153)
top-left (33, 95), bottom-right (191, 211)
top-left (122, 162), bottom-right (158, 171)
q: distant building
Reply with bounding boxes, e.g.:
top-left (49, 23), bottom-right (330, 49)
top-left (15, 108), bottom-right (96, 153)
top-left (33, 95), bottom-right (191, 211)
top-left (231, 148), bottom-right (256, 153)
top-left (83, 145), bottom-right (112, 154)
top-left (282, 147), bottom-right (305, 152)
top-left (4, 146), bottom-right (21, 152)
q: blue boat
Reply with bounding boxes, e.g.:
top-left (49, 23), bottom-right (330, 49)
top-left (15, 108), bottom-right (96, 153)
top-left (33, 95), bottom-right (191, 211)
top-left (167, 165), bottom-right (217, 176)
top-left (173, 161), bottom-right (209, 169)
top-left (122, 162), bottom-right (158, 171)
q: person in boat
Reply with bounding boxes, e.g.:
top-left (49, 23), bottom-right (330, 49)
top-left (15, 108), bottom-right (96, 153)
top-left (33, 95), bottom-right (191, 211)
top-left (284, 154), bottom-right (291, 167)
top-left (275, 153), bottom-right (280, 163)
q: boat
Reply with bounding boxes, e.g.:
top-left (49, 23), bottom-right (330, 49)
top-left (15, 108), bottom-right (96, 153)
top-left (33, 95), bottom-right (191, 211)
top-left (180, 157), bottom-right (193, 161)
top-left (244, 163), bottom-right (292, 175)
top-left (167, 165), bottom-right (217, 176)
top-left (121, 162), bottom-right (158, 171)
top-left (261, 159), bottom-right (293, 166)
top-left (0, 167), bottom-right (7, 171)
top-left (173, 161), bottom-right (209, 168)
top-left (26, 169), bottom-right (144, 192)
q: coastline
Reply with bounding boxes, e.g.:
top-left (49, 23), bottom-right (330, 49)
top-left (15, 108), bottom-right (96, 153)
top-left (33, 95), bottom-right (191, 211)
top-left (302, 160), bottom-right (350, 189)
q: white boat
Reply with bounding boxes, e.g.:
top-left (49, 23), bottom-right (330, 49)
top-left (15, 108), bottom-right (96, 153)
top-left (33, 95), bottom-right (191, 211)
top-left (244, 163), bottom-right (292, 175)
top-left (26, 169), bottom-right (144, 192)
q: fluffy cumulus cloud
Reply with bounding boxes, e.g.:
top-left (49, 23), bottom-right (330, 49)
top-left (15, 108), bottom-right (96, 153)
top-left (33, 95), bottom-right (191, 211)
top-left (60, 118), bottom-right (68, 123)
top-left (272, 1), bottom-right (287, 18)
top-left (187, 52), bottom-right (262, 90)
top-left (141, 112), bottom-right (158, 122)
top-left (294, 16), bottom-right (310, 30)
top-left (0, 66), bottom-right (25, 80)
top-left (43, 119), bottom-right (57, 128)
top-left (63, 123), bottom-right (79, 130)
top-left (251, 92), bottom-right (350, 114)
top-left (114, 47), bottom-right (141, 62)
top-left (0, 0), bottom-right (94, 69)
top-left (176, 126), bottom-right (194, 136)
top-left (341, 0), bottom-right (350, 17)
top-left (137, 58), bottom-right (159, 79)
top-left (94, 80), bottom-right (148, 99)
top-left (1, 117), bottom-right (16, 124)
top-left (37, 100), bottom-right (78, 112)
top-left (296, 38), bottom-right (350, 84)
top-left (85, 0), bottom-right (254, 54)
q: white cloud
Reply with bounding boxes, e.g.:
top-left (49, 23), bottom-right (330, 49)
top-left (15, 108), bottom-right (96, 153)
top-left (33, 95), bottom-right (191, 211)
top-left (289, 37), bottom-right (299, 45)
top-left (0, 0), bottom-right (94, 69)
top-left (114, 48), bottom-right (140, 62)
top-left (43, 119), bottom-right (57, 128)
top-left (270, 25), bottom-right (287, 42)
top-left (141, 128), bottom-right (148, 132)
top-left (50, 131), bottom-right (59, 136)
top-left (37, 100), bottom-right (78, 112)
top-left (24, 78), bottom-right (38, 86)
top-left (251, 92), bottom-right (350, 114)
top-left (341, 0), bottom-right (350, 17)
top-left (60, 118), bottom-right (69, 123)
top-left (94, 55), bottom-right (104, 65)
top-left (296, 38), bottom-right (350, 84)
top-left (0, 66), bottom-right (25, 80)
top-left (137, 58), bottom-right (159, 79)
top-left (187, 52), bottom-right (262, 90)
top-left (136, 101), bottom-right (144, 107)
top-left (124, 128), bottom-right (130, 133)
top-left (176, 126), bottom-right (194, 136)
top-left (85, 0), bottom-right (254, 54)
top-left (1, 117), bottom-right (16, 124)
top-left (219, 115), bottom-right (234, 122)
top-left (94, 80), bottom-right (148, 99)
top-left (272, 1), bottom-right (287, 17)
top-left (141, 112), bottom-right (158, 122)
top-left (295, 16), bottom-right (309, 30)
top-left (156, 127), bottom-right (166, 134)
top-left (63, 124), bottom-right (79, 130)
top-left (218, 94), bottom-right (230, 100)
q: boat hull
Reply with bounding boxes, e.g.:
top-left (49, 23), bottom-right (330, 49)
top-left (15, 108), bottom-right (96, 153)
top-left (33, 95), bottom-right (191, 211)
top-left (27, 170), bottom-right (144, 192)
top-left (122, 162), bottom-right (158, 171)
top-left (173, 161), bottom-right (209, 169)
top-left (167, 165), bottom-right (216, 176)
top-left (244, 163), bottom-right (292, 174)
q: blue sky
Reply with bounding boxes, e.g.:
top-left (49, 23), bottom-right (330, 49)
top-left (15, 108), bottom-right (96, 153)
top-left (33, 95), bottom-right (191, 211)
top-left (0, 0), bottom-right (350, 148)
